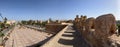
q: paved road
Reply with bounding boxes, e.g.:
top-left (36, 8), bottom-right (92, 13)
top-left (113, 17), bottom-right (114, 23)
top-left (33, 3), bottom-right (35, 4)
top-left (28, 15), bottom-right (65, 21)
top-left (5, 26), bottom-right (52, 47)
top-left (50, 25), bottom-right (90, 47)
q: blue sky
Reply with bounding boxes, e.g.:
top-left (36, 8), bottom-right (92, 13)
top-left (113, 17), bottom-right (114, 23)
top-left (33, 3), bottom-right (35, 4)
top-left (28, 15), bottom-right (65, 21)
top-left (0, 0), bottom-right (119, 20)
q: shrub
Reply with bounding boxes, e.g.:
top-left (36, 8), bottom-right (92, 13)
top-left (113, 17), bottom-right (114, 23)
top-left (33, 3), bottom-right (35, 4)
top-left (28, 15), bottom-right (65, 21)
top-left (117, 24), bottom-right (120, 29)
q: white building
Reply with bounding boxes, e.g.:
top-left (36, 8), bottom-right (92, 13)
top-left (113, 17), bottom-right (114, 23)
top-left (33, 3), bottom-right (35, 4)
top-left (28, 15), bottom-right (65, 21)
top-left (6, 20), bottom-right (16, 25)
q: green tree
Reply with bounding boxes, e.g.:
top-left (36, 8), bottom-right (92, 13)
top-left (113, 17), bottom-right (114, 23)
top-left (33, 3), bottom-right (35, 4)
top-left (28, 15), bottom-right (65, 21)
top-left (21, 20), bottom-right (27, 25)
top-left (4, 17), bottom-right (7, 24)
top-left (0, 13), bottom-right (6, 46)
top-left (27, 20), bottom-right (33, 25)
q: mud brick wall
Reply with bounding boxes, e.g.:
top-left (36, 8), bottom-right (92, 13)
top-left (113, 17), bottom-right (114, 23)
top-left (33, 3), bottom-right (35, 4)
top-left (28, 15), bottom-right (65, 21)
top-left (45, 24), bottom-right (67, 34)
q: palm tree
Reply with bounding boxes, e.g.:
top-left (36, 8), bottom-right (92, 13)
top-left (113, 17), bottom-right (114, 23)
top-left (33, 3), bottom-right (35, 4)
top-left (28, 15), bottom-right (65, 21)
top-left (0, 13), bottom-right (6, 46)
top-left (4, 17), bottom-right (7, 24)
top-left (49, 18), bottom-right (52, 23)
top-left (0, 32), bottom-right (4, 45)
top-left (0, 13), bottom-right (4, 21)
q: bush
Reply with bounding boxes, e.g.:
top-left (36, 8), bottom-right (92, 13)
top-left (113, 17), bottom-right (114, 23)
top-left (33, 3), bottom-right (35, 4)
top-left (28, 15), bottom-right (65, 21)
top-left (117, 24), bottom-right (120, 29)
top-left (0, 32), bottom-right (4, 37)
top-left (117, 24), bottom-right (120, 35)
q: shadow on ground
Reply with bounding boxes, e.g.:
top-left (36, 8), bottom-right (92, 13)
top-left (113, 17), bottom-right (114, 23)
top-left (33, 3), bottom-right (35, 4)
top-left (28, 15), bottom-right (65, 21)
top-left (58, 26), bottom-right (91, 47)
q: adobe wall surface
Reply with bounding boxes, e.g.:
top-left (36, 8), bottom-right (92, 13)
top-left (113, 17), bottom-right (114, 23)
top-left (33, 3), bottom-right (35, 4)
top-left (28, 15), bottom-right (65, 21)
top-left (41, 25), bottom-right (69, 47)
top-left (45, 24), bottom-right (67, 34)
top-left (74, 14), bottom-right (117, 47)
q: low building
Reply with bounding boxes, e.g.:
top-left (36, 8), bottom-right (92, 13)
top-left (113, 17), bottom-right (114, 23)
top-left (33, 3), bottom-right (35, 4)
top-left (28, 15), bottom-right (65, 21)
top-left (6, 20), bottom-right (16, 25)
